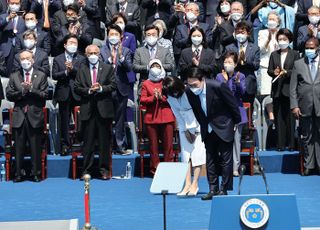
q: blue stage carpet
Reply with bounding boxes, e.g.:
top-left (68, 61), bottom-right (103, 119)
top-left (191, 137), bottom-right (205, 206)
top-left (0, 173), bottom-right (319, 229)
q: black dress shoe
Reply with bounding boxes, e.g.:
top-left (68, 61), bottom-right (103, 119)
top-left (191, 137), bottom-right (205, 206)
top-left (218, 190), bottom-right (228, 195)
top-left (13, 176), bottom-right (24, 183)
top-left (201, 191), bottom-right (219, 201)
top-left (303, 168), bottom-right (311, 176)
top-left (32, 176), bottom-right (41, 182)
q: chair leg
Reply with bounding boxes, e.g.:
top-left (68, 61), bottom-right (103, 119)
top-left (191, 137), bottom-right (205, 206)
top-left (5, 153), bottom-right (10, 181)
top-left (140, 154), bottom-right (144, 178)
top-left (41, 151), bottom-right (46, 180)
top-left (250, 147), bottom-right (254, 176)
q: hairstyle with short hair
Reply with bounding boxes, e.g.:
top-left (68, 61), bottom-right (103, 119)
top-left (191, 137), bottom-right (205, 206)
top-left (235, 21), bottom-right (251, 33)
top-left (216, 0), bottom-right (232, 16)
top-left (63, 34), bottom-right (78, 44)
top-left (22, 30), bottom-right (37, 40)
top-left (66, 3), bottom-right (79, 14)
top-left (267, 10), bottom-right (282, 26)
top-left (223, 51), bottom-right (238, 64)
top-left (276, 28), bottom-right (294, 43)
top-left (144, 24), bottom-right (160, 36)
top-left (111, 12), bottom-right (128, 25)
top-left (188, 26), bottom-right (208, 48)
top-left (186, 67), bottom-right (205, 81)
top-left (185, 2), bottom-right (199, 11)
top-left (19, 50), bottom-right (34, 59)
top-left (23, 11), bottom-right (37, 20)
top-left (308, 5), bottom-right (320, 13)
top-left (107, 24), bottom-right (123, 35)
top-left (306, 37), bottom-right (320, 47)
top-left (153, 19), bottom-right (167, 36)
top-left (162, 76), bottom-right (185, 97)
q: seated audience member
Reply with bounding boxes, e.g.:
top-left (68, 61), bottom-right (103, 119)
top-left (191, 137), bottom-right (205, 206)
top-left (13, 30), bottom-right (50, 76)
top-left (140, 59), bottom-right (175, 175)
top-left (52, 34), bottom-right (86, 155)
top-left (74, 44), bottom-right (116, 180)
top-left (173, 3), bottom-right (212, 64)
top-left (141, 0), bottom-right (174, 27)
top-left (179, 26), bottom-right (216, 81)
top-left (296, 0), bottom-right (315, 26)
top-left (16, 12), bottom-right (51, 55)
top-left (297, 6), bottom-right (320, 53)
top-left (162, 76), bottom-right (206, 196)
top-left (268, 28), bottom-right (299, 151)
top-left (226, 21), bottom-right (260, 107)
top-left (100, 24), bottom-right (132, 155)
top-left (52, 3), bottom-right (92, 55)
top-left (133, 24), bottom-right (175, 95)
top-left (6, 50), bottom-right (48, 183)
top-left (0, 0), bottom-right (26, 77)
top-left (153, 19), bottom-right (174, 58)
top-left (257, 11), bottom-right (281, 96)
top-left (215, 52), bottom-right (247, 177)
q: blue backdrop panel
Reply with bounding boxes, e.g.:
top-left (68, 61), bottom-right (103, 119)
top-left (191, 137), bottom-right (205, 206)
top-left (209, 194), bottom-right (300, 230)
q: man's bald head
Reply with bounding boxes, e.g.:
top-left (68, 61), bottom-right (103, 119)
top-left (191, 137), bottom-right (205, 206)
top-left (85, 45), bottom-right (100, 56)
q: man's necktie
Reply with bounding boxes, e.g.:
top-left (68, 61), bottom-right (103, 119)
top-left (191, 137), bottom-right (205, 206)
top-left (150, 47), bottom-right (156, 59)
top-left (25, 72), bottom-right (30, 83)
top-left (92, 65), bottom-right (97, 84)
top-left (112, 46), bottom-right (117, 68)
top-left (239, 45), bottom-right (245, 65)
top-left (311, 60), bottom-right (317, 81)
top-left (120, 6), bottom-right (125, 12)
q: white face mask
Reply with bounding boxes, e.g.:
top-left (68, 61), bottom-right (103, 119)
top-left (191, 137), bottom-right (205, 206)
top-left (191, 36), bottom-right (202, 46)
top-left (9, 4), bottom-right (20, 12)
top-left (25, 21), bottom-right (37, 30)
top-left (63, 0), bottom-right (74, 6)
top-left (186, 12), bottom-right (197, 22)
top-left (220, 4), bottom-right (230, 14)
top-left (231, 12), bottom-right (242, 22)
top-left (269, 2), bottom-right (278, 8)
top-left (150, 67), bottom-right (162, 77)
top-left (278, 40), bottom-right (289, 50)
top-left (190, 86), bottom-right (203, 95)
top-left (21, 60), bottom-right (32, 70)
top-left (109, 35), bottom-right (120, 45)
top-left (145, 36), bottom-right (158, 46)
top-left (235, 34), bottom-right (247, 43)
top-left (66, 44), bottom-right (77, 54)
top-left (267, 20), bottom-right (278, 29)
top-left (88, 55), bottom-right (99, 64)
top-left (24, 39), bottom-right (35, 49)
top-left (308, 15), bottom-right (320, 25)
top-left (116, 23), bottom-right (125, 31)
top-left (224, 63), bottom-right (235, 73)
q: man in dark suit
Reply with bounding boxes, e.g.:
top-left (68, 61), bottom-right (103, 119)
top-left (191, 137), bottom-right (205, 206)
top-left (13, 30), bottom-right (50, 76)
top-left (30, 0), bottom-right (62, 25)
top-left (74, 44), bottom-right (116, 179)
top-left (6, 50), bottom-right (48, 182)
top-left (0, 51), bottom-right (6, 77)
top-left (141, 0), bottom-right (174, 27)
top-left (186, 67), bottom-right (241, 199)
top-left (290, 38), bottom-right (320, 176)
top-left (0, 0), bottom-right (26, 77)
top-left (15, 12), bottom-right (51, 55)
top-left (101, 24), bottom-right (132, 155)
top-left (52, 34), bottom-right (85, 155)
top-left (296, 0), bottom-right (314, 26)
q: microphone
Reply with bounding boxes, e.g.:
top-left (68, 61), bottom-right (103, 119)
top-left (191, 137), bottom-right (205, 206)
top-left (238, 165), bottom-right (246, 195)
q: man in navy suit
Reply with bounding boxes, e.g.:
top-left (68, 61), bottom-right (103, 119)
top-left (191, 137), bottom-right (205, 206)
top-left (52, 34), bottom-right (85, 155)
top-left (101, 24), bottom-right (132, 155)
top-left (173, 2), bottom-right (212, 64)
top-left (0, 0), bottom-right (26, 77)
top-left (186, 67), bottom-right (241, 200)
top-left (30, 0), bottom-right (62, 25)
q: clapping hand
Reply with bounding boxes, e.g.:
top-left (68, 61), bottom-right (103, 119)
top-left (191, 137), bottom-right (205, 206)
top-left (90, 82), bottom-right (101, 93)
top-left (192, 57), bottom-right (199, 66)
top-left (21, 81), bottom-right (32, 94)
top-left (274, 66), bottom-right (281, 76)
top-left (65, 61), bottom-right (73, 72)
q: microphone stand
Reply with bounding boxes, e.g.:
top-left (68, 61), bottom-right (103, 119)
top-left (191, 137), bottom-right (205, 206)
top-left (255, 150), bottom-right (270, 194)
top-left (238, 165), bottom-right (246, 195)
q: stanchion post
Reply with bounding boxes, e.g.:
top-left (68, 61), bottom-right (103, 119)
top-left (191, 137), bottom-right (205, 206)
top-left (82, 174), bottom-right (98, 230)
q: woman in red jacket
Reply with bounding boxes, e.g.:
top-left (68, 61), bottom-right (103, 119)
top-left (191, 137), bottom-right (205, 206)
top-left (140, 59), bottom-right (175, 175)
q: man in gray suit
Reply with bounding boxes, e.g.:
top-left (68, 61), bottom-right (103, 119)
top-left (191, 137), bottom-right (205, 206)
top-left (133, 24), bottom-right (174, 95)
top-left (290, 37), bottom-right (320, 176)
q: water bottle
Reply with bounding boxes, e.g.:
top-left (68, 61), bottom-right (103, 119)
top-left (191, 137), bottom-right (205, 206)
top-left (125, 162), bottom-right (132, 179)
top-left (0, 164), bottom-right (6, 182)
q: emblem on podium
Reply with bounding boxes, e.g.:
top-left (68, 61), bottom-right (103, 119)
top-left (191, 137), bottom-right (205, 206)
top-left (240, 198), bottom-right (270, 229)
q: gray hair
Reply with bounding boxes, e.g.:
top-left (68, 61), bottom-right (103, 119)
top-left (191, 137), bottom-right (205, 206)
top-left (153, 19), bottom-right (167, 36)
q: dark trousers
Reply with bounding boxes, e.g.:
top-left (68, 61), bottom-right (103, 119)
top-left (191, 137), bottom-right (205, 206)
top-left (273, 96), bottom-right (295, 149)
top-left (204, 131), bottom-right (233, 192)
top-left (5, 47), bottom-right (15, 77)
top-left (146, 123), bottom-right (174, 173)
top-left (14, 118), bottom-right (43, 177)
top-left (300, 114), bottom-right (320, 170)
top-left (112, 90), bottom-right (128, 151)
top-left (82, 113), bottom-right (113, 175)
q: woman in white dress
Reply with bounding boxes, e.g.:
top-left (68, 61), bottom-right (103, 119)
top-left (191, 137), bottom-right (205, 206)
top-left (162, 76), bottom-right (206, 196)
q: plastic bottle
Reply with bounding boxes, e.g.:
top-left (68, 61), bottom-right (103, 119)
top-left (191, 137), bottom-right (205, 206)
top-left (0, 164), bottom-right (6, 182)
top-left (126, 162), bottom-right (132, 179)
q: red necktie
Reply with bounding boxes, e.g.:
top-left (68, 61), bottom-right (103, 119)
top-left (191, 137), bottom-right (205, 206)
top-left (112, 46), bottom-right (117, 68)
top-left (25, 72), bottom-right (30, 83)
top-left (92, 66), bottom-right (97, 84)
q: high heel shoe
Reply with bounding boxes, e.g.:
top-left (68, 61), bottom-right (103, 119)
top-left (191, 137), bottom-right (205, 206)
top-left (187, 187), bottom-right (199, 196)
top-left (177, 186), bottom-right (191, 196)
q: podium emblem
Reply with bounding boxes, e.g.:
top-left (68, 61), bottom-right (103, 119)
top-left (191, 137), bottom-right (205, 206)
top-left (240, 198), bottom-right (270, 229)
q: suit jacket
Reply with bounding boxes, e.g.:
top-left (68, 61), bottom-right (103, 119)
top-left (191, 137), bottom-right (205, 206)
top-left (173, 22), bottom-right (212, 56)
top-left (6, 69), bottom-right (48, 129)
top-left (225, 42), bottom-right (260, 95)
top-left (290, 57), bottom-right (320, 117)
top-left (15, 27), bottom-right (51, 55)
top-left (122, 32), bottom-right (137, 83)
top-left (0, 14), bottom-right (26, 57)
top-left (52, 52), bottom-right (86, 102)
top-left (296, 0), bottom-right (312, 24)
top-left (268, 49), bottom-right (300, 98)
top-left (186, 79), bottom-right (241, 142)
top-left (74, 60), bottom-right (117, 120)
top-left (100, 44), bottom-right (132, 96)
top-left (82, 0), bottom-right (103, 39)
top-left (133, 44), bottom-right (175, 81)
top-left (297, 25), bottom-right (316, 53)
top-left (179, 47), bottom-right (216, 80)
top-left (0, 50), bottom-right (5, 77)
top-left (141, 0), bottom-right (174, 26)
top-left (30, 0), bottom-right (62, 22)
top-left (13, 48), bottom-right (50, 76)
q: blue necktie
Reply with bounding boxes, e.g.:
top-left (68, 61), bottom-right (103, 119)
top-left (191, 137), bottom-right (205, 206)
top-left (311, 60), bottom-right (317, 81)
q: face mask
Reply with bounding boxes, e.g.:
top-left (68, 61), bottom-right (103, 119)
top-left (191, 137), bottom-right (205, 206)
top-left (269, 2), bottom-right (278, 8)
top-left (109, 36), bottom-right (120, 45)
top-left (190, 86), bottom-right (203, 95)
top-left (66, 44), bottom-right (77, 54)
top-left (308, 16), bottom-right (320, 25)
top-left (220, 4), bottom-right (230, 14)
top-left (150, 67), bottom-right (162, 77)
top-left (24, 39), bottom-right (35, 49)
top-left (118, 0), bottom-right (126, 3)
top-left (21, 60), bottom-right (32, 70)
top-left (88, 55), bottom-right (99, 64)
top-left (67, 16), bottom-right (78, 24)
top-left (63, 0), bottom-right (74, 6)
top-left (191, 36), bottom-right (202, 46)
top-left (317, 31), bottom-right (320, 39)
top-left (235, 34), bottom-right (247, 43)
top-left (224, 63), bottom-right (235, 73)
top-left (116, 23), bottom-right (125, 31)
top-left (305, 49), bottom-right (318, 59)
top-left (267, 20), bottom-right (278, 29)
top-left (278, 40), bottom-right (289, 50)
top-left (25, 21), bottom-right (37, 30)
top-left (145, 36), bottom-right (158, 46)
top-left (9, 4), bottom-right (20, 12)
top-left (231, 12), bottom-right (242, 22)
top-left (186, 12), bottom-right (197, 22)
